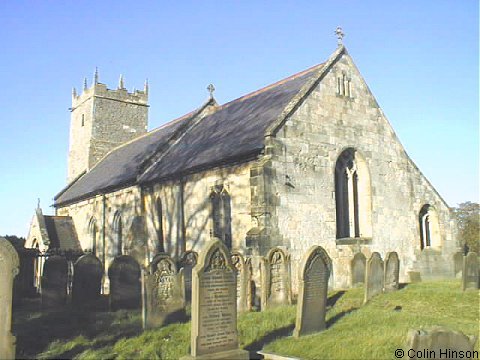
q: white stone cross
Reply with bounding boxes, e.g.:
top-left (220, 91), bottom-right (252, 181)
top-left (207, 83), bottom-right (215, 98)
top-left (335, 27), bottom-right (345, 46)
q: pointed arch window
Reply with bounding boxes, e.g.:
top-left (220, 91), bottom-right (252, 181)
top-left (335, 148), bottom-right (372, 239)
top-left (112, 211), bottom-right (123, 257)
top-left (210, 185), bottom-right (232, 249)
top-left (88, 217), bottom-right (98, 254)
top-left (156, 197), bottom-right (165, 253)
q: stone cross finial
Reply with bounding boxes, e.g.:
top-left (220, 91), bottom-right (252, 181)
top-left (37, 198), bottom-right (40, 209)
top-left (94, 67), bottom-right (99, 84)
top-left (335, 26), bottom-right (345, 46)
top-left (83, 77), bottom-right (88, 90)
top-left (144, 78), bottom-right (149, 94)
top-left (118, 74), bottom-right (125, 89)
top-left (207, 83), bottom-right (215, 98)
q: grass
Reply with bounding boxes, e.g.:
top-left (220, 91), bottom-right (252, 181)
top-left (13, 280), bottom-right (478, 359)
top-left (264, 280), bottom-right (480, 359)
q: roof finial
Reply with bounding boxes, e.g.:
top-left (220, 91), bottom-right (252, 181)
top-left (118, 74), bottom-right (125, 89)
top-left (207, 83), bottom-right (215, 99)
top-left (37, 198), bottom-right (41, 209)
top-left (144, 78), bottom-right (149, 95)
top-left (335, 26), bottom-right (345, 46)
top-left (72, 87), bottom-right (77, 97)
top-left (83, 77), bottom-right (88, 90)
top-left (94, 67), bottom-right (99, 85)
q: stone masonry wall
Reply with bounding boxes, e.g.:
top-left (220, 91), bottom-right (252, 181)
top-left (266, 52), bottom-right (456, 290)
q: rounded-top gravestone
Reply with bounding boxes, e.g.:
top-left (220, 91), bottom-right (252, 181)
top-left (351, 252), bottom-right (366, 287)
top-left (262, 247), bottom-right (291, 310)
top-left (72, 253), bottom-right (103, 308)
top-left (364, 252), bottom-right (384, 303)
top-left (384, 251), bottom-right (400, 292)
top-left (108, 255), bottom-right (141, 311)
top-left (179, 250), bottom-right (198, 303)
top-left (41, 255), bottom-right (68, 309)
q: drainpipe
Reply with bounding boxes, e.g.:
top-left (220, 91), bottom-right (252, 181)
top-left (102, 194), bottom-right (107, 293)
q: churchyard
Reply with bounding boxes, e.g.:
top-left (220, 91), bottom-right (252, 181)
top-left (2, 236), bottom-right (477, 360)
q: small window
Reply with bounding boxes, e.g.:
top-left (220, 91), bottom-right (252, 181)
top-left (81, 114), bottom-right (85, 127)
top-left (210, 185), bottom-right (232, 249)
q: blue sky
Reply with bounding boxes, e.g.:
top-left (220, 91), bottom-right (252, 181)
top-left (0, 0), bottom-right (478, 237)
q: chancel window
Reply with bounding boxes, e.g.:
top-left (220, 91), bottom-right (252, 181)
top-left (88, 217), bottom-right (98, 254)
top-left (337, 72), bottom-right (352, 98)
top-left (210, 185), bottom-right (232, 249)
top-left (335, 148), bottom-right (372, 239)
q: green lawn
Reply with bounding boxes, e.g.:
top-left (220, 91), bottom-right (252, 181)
top-left (13, 280), bottom-right (479, 359)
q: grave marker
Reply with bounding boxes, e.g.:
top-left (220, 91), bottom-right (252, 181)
top-left (231, 252), bottom-right (248, 313)
top-left (72, 253), bottom-right (103, 308)
top-left (293, 246), bottom-right (331, 337)
top-left (41, 255), bottom-right (68, 309)
top-left (351, 252), bottom-right (366, 287)
top-left (462, 252), bottom-right (479, 290)
top-left (262, 247), bottom-right (291, 310)
top-left (384, 252), bottom-right (400, 292)
top-left (108, 255), bottom-right (141, 310)
top-left (364, 252), bottom-right (384, 303)
top-left (179, 250), bottom-right (198, 302)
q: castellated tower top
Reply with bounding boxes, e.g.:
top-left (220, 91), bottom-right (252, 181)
top-left (67, 69), bottom-right (149, 183)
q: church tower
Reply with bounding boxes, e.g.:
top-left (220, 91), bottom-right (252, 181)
top-left (67, 69), bottom-right (149, 182)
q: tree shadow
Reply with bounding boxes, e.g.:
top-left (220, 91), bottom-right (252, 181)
top-left (244, 324), bottom-right (295, 360)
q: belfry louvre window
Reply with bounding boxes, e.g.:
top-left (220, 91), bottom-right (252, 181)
top-left (210, 185), bottom-right (232, 249)
top-left (335, 148), bottom-right (372, 239)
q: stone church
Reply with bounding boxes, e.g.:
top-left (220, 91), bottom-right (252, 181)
top-left (26, 43), bottom-right (458, 291)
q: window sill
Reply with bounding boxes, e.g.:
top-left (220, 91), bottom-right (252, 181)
top-left (335, 237), bottom-right (372, 245)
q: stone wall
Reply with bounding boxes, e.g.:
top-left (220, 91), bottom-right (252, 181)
top-left (263, 52), bottom-right (456, 290)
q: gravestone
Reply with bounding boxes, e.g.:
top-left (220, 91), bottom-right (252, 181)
top-left (108, 255), bottom-right (141, 310)
top-left (262, 247), bottom-right (291, 310)
top-left (72, 253), bottom-right (103, 308)
top-left (293, 246), bottom-right (331, 337)
top-left (179, 250), bottom-right (198, 303)
top-left (453, 253), bottom-right (463, 278)
top-left (384, 252), bottom-right (400, 292)
top-left (231, 252), bottom-right (249, 313)
top-left (351, 252), bottom-right (366, 287)
top-left (181, 239), bottom-right (249, 360)
top-left (41, 255), bottom-right (68, 309)
top-left (0, 237), bottom-right (20, 360)
top-left (406, 327), bottom-right (477, 359)
top-left (245, 257), bottom-right (254, 311)
top-left (462, 252), bottom-right (479, 290)
top-left (364, 252), bottom-right (384, 303)
top-left (143, 253), bottom-right (185, 328)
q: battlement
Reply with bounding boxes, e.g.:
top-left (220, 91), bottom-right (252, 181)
top-left (72, 69), bottom-right (148, 109)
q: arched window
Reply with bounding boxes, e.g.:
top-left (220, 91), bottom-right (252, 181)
top-left (419, 204), bottom-right (440, 249)
top-left (335, 148), bottom-right (372, 239)
top-left (88, 217), bottom-right (98, 254)
top-left (155, 197), bottom-right (165, 253)
top-left (112, 211), bottom-right (123, 257)
top-left (210, 186), bottom-right (232, 249)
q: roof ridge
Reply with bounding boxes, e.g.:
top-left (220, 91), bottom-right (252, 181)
top-left (219, 62), bottom-right (325, 109)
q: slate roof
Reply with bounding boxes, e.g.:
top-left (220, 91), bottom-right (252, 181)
top-left (55, 61), bottom-right (327, 206)
top-left (44, 216), bottom-right (82, 251)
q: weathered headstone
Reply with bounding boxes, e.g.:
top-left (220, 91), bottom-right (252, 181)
top-left (108, 255), bottom-right (141, 310)
top-left (364, 252), bottom-right (384, 303)
top-left (41, 255), bottom-right (68, 309)
top-left (143, 253), bottom-right (185, 328)
top-left (262, 247), bottom-right (291, 310)
top-left (231, 252), bottom-right (249, 313)
top-left (406, 327), bottom-right (477, 359)
top-left (462, 252), bottom-right (479, 290)
top-left (179, 250), bottom-right (198, 303)
top-left (293, 246), bottom-right (331, 337)
top-left (351, 252), bottom-right (366, 287)
top-left (0, 237), bottom-right (20, 360)
top-left (245, 257), bottom-right (254, 311)
top-left (384, 251), bottom-right (400, 292)
top-left (72, 253), bottom-right (103, 308)
top-left (181, 239), bottom-right (249, 360)
top-left (453, 252), bottom-right (463, 278)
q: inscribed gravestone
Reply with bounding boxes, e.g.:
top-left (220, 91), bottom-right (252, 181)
top-left (293, 246), bottom-right (331, 337)
top-left (109, 255), bottom-right (141, 310)
top-left (262, 247), bottom-right (291, 310)
top-left (41, 255), bottom-right (68, 309)
top-left (144, 253), bottom-right (185, 328)
top-left (351, 252), bottom-right (366, 287)
top-left (0, 237), bottom-right (20, 360)
top-left (181, 239), bottom-right (249, 360)
top-left (407, 327), bottom-right (477, 359)
top-left (384, 252), bottom-right (400, 292)
top-left (179, 250), bottom-right (198, 303)
top-left (364, 252), bottom-right (384, 303)
top-left (72, 253), bottom-right (103, 308)
top-left (231, 252), bottom-right (248, 313)
top-left (462, 252), bottom-right (479, 290)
